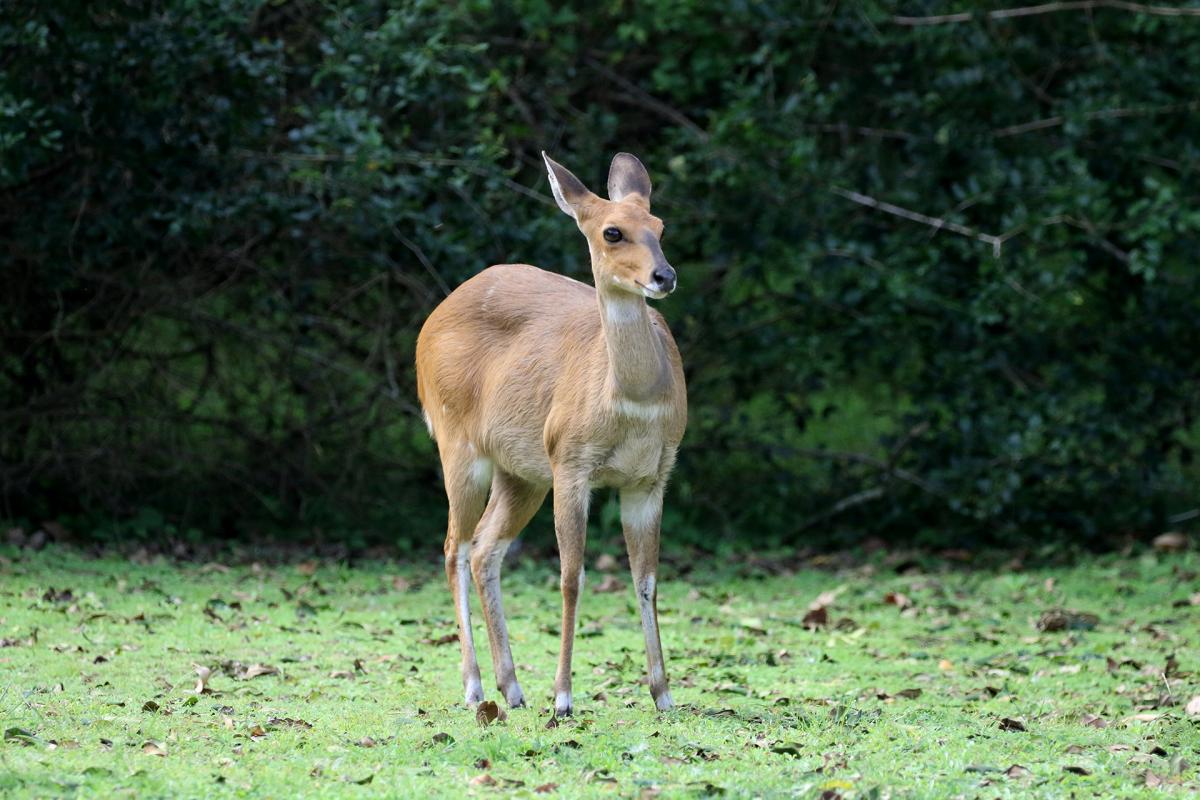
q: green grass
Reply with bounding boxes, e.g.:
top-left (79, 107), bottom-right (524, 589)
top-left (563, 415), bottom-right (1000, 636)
top-left (1, 545), bottom-right (1197, 798)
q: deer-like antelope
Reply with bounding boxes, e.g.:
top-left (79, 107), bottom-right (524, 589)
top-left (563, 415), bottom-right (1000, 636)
top-left (415, 152), bottom-right (686, 716)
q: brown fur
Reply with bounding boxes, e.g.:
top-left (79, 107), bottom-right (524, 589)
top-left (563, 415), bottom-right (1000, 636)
top-left (415, 152), bottom-right (686, 715)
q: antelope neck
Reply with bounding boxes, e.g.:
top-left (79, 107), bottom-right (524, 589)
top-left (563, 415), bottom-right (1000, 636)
top-left (596, 288), bottom-right (668, 401)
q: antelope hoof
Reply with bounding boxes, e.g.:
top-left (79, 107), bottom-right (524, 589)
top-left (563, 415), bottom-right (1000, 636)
top-left (654, 690), bottom-right (675, 712)
top-left (554, 691), bottom-right (573, 718)
top-left (503, 683), bottom-right (526, 709)
top-left (463, 676), bottom-right (482, 705)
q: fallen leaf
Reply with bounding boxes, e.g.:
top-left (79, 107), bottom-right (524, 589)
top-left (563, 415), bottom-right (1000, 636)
top-left (268, 717), bottom-right (312, 729)
top-left (1152, 532), bottom-right (1188, 553)
top-left (141, 741), bottom-right (167, 756)
top-left (1066, 744), bottom-right (1088, 754)
top-left (1080, 714), bottom-right (1109, 729)
top-left (141, 700), bottom-right (160, 712)
top-left (1185, 695), bottom-right (1200, 716)
top-left (998, 717), bottom-right (1027, 732)
top-left (938, 659), bottom-right (954, 671)
top-left (240, 663), bottom-right (278, 680)
top-left (1037, 610), bottom-right (1099, 632)
top-left (534, 783), bottom-right (558, 794)
top-left (1004, 764), bottom-right (1031, 778)
top-left (474, 758), bottom-right (491, 769)
top-left (594, 575), bottom-right (624, 593)
top-left (193, 664), bottom-right (212, 694)
top-left (329, 670), bottom-right (354, 679)
top-left (884, 591), bottom-right (913, 610)
top-left (1063, 765), bottom-right (1091, 776)
top-left (1143, 770), bottom-right (1164, 787)
top-left (249, 725), bottom-right (268, 738)
top-left (431, 732), bottom-right (454, 744)
top-left (810, 586), bottom-right (844, 610)
top-left (476, 700), bottom-right (507, 727)
top-left (470, 774), bottom-right (497, 787)
top-left (894, 688), bottom-right (923, 699)
top-left (357, 736), bottom-right (376, 748)
top-left (802, 606), bottom-right (828, 629)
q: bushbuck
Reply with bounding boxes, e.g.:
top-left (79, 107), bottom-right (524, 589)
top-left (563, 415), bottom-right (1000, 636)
top-left (415, 152), bottom-right (686, 716)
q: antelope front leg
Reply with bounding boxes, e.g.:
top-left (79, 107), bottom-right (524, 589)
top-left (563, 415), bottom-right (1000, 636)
top-left (551, 477), bottom-right (589, 716)
top-left (621, 486), bottom-right (673, 711)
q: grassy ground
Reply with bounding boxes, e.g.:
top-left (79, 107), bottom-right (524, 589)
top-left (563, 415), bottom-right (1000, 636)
top-left (1, 544), bottom-right (1197, 798)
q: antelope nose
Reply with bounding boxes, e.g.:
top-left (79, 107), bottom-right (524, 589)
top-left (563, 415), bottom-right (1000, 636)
top-left (651, 265), bottom-right (677, 293)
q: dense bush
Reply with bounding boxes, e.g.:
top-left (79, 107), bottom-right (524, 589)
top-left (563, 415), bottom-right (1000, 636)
top-left (3, 1), bottom-right (1198, 548)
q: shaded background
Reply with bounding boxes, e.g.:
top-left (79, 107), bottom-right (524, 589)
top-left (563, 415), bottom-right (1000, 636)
top-left (3, 1), bottom-right (1198, 552)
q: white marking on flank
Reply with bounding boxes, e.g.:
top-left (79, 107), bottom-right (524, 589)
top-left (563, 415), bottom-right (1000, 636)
top-left (469, 457), bottom-right (493, 489)
top-left (613, 397), bottom-right (670, 421)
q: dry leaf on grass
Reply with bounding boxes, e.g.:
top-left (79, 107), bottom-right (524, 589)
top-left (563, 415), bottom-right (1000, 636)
top-left (476, 700), bottom-right (507, 727)
top-left (193, 664), bottom-right (212, 694)
top-left (141, 741), bottom-right (167, 756)
top-left (998, 717), bottom-right (1027, 732)
top-left (1080, 714), bottom-right (1109, 729)
top-left (884, 591), bottom-right (913, 610)
top-left (1184, 695), bottom-right (1200, 716)
top-left (1152, 532), bottom-right (1188, 553)
top-left (594, 575), bottom-right (624, 593)
top-left (239, 663), bottom-right (278, 680)
top-left (1004, 764), bottom-right (1031, 778)
top-left (802, 606), bottom-right (828, 629)
top-left (470, 774), bottom-right (497, 787)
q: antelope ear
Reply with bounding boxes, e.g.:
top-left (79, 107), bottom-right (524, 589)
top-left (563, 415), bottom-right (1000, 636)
top-left (607, 152), bottom-right (652, 204)
top-left (542, 151), bottom-right (593, 221)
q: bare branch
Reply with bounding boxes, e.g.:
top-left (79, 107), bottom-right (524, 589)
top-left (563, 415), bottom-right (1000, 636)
top-left (895, 1), bottom-right (1200, 26)
top-left (994, 101), bottom-right (1200, 137)
top-left (831, 187), bottom-right (1006, 257)
top-left (584, 57), bottom-right (709, 140)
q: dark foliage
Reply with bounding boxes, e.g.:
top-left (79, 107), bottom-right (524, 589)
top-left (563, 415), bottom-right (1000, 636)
top-left (3, 1), bottom-right (1198, 547)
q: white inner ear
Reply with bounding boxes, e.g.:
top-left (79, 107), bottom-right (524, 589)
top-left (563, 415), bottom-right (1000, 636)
top-left (545, 166), bottom-right (577, 220)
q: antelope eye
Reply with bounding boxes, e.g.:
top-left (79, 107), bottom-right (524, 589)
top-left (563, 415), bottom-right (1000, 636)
top-left (603, 227), bottom-right (622, 243)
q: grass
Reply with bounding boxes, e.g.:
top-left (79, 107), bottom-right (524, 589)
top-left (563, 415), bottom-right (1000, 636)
top-left (1, 544), bottom-right (1197, 798)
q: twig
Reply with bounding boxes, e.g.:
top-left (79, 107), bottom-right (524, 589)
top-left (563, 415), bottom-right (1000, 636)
top-left (1168, 508), bottom-right (1199, 524)
top-left (895, 1), bottom-right (1200, 26)
top-left (392, 228), bottom-right (451, 298)
top-left (793, 446), bottom-right (944, 497)
top-left (994, 101), bottom-right (1200, 138)
top-left (797, 486), bottom-right (886, 531)
top-left (806, 122), bottom-right (918, 141)
top-left (831, 187), bottom-right (1006, 257)
top-left (584, 57), bottom-right (709, 140)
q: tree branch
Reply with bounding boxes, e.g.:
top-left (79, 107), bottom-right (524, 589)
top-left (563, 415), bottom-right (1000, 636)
top-left (831, 187), bottom-right (1006, 257)
top-left (895, 1), bottom-right (1200, 26)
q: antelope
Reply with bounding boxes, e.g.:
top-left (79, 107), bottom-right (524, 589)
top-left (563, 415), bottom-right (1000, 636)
top-left (415, 152), bottom-right (687, 716)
